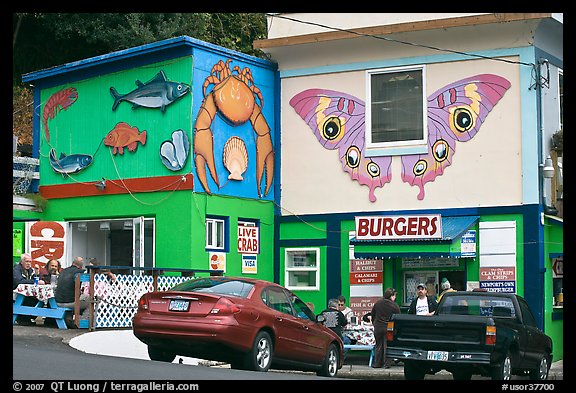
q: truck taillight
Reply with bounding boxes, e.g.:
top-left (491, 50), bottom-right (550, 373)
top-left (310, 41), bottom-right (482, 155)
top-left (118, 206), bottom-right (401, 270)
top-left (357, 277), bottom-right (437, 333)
top-left (485, 325), bottom-right (496, 345)
top-left (386, 321), bottom-right (395, 341)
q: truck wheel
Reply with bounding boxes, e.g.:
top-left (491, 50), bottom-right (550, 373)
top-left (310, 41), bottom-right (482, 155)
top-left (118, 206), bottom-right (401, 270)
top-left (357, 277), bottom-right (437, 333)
top-left (317, 343), bottom-right (339, 377)
top-left (529, 355), bottom-right (550, 380)
top-left (404, 360), bottom-right (426, 380)
top-left (244, 331), bottom-right (273, 372)
top-left (492, 352), bottom-right (512, 380)
top-left (452, 369), bottom-right (473, 380)
top-left (147, 345), bottom-right (176, 363)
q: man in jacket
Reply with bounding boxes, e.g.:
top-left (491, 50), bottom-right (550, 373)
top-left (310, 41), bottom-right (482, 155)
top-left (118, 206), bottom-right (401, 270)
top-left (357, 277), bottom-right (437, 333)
top-left (408, 283), bottom-right (438, 315)
top-left (371, 287), bottom-right (400, 368)
top-left (319, 298), bottom-right (348, 340)
top-left (12, 253), bottom-right (42, 325)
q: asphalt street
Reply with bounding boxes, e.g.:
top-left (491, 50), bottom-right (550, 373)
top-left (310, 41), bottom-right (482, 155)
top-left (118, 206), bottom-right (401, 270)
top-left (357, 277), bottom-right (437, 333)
top-left (12, 321), bottom-right (563, 381)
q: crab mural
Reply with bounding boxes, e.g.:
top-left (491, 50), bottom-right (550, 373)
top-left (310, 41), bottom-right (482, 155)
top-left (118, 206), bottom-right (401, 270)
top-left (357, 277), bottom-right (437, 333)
top-left (193, 59), bottom-right (274, 197)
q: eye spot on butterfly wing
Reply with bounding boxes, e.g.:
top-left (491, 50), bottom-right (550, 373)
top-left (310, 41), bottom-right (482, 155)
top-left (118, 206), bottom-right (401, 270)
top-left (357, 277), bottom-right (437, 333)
top-left (366, 161), bottom-right (380, 178)
top-left (413, 160), bottom-right (427, 176)
top-left (346, 146), bottom-right (360, 168)
top-left (322, 116), bottom-right (343, 140)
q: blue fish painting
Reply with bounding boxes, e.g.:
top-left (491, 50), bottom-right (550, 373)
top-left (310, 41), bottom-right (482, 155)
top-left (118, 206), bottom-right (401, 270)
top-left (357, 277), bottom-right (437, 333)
top-left (49, 148), bottom-right (93, 177)
top-left (110, 70), bottom-right (190, 112)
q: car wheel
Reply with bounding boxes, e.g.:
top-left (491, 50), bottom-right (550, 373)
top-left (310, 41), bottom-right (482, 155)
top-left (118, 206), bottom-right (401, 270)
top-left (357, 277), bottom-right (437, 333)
top-left (244, 331), bottom-right (272, 372)
top-left (529, 355), bottom-right (550, 380)
top-left (147, 346), bottom-right (176, 363)
top-left (404, 360), bottom-right (426, 380)
top-left (317, 343), bottom-right (339, 377)
top-left (492, 352), bottom-right (512, 380)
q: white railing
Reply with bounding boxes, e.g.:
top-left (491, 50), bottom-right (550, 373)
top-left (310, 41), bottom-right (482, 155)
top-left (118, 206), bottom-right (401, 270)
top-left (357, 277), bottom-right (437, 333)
top-left (13, 155), bottom-right (39, 195)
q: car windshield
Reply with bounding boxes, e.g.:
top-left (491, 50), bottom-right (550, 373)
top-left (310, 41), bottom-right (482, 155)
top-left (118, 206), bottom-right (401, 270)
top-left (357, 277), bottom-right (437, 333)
top-left (170, 278), bottom-right (254, 298)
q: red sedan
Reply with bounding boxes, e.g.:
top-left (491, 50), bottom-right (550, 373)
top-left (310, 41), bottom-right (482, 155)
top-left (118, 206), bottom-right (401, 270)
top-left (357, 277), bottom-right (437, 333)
top-left (132, 276), bottom-right (344, 377)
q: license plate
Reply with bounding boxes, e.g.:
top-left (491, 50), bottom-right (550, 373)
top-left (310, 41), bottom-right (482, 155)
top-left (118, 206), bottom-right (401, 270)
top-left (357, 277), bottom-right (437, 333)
top-left (169, 299), bottom-right (190, 312)
top-left (427, 351), bottom-right (449, 361)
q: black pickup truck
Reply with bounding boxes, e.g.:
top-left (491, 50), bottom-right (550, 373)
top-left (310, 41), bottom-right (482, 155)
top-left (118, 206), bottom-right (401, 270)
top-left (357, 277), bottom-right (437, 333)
top-left (386, 292), bottom-right (553, 380)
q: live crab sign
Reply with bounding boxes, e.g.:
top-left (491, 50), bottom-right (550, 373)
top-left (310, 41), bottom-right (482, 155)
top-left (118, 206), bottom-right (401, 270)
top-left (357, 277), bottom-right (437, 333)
top-left (238, 225), bottom-right (259, 254)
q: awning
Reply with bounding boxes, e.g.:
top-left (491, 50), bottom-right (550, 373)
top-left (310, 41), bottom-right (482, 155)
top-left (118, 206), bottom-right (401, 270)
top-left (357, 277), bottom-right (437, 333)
top-left (351, 215), bottom-right (479, 259)
top-left (350, 215), bottom-right (479, 244)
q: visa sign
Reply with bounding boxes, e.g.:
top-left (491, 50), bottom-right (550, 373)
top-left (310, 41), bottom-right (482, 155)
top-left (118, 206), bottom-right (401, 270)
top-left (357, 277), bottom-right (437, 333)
top-left (238, 225), bottom-right (259, 254)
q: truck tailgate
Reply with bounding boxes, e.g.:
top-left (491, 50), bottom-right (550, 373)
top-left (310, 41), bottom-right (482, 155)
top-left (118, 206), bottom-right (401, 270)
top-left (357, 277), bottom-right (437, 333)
top-left (392, 314), bottom-right (490, 349)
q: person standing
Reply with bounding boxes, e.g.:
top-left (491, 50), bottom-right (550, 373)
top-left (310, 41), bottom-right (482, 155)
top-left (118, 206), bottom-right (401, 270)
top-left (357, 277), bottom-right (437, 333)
top-left (408, 282), bottom-right (438, 315)
top-left (55, 256), bottom-right (89, 328)
top-left (319, 298), bottom-right (348, 341)
top-left (370, 287), bottom-right (400, 368)
top-left (437, 277), bottom-right (457, 302)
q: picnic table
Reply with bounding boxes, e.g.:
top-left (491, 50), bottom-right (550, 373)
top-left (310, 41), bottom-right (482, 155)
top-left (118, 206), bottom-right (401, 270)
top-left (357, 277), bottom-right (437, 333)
top-left (13, 284), bottom-right (70, 329)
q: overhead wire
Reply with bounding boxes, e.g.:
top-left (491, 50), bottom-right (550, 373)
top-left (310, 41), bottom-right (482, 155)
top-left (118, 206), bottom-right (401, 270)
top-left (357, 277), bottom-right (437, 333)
top-left (266, 13), bottom-right (536, 68)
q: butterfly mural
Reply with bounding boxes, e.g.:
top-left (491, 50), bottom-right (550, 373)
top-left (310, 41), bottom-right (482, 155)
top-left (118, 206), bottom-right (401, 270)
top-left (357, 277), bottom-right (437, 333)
top-left (289, 74), bottom-right (511, 202)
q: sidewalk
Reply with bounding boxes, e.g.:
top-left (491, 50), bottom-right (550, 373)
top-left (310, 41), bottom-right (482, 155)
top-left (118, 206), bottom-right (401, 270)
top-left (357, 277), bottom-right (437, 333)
top-left (12, 322), bottom-right (563, 380)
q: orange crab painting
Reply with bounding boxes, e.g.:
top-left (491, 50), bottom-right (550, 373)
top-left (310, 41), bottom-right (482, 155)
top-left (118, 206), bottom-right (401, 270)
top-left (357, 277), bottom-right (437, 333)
top-left (193, 59), bottom-right (274, 197)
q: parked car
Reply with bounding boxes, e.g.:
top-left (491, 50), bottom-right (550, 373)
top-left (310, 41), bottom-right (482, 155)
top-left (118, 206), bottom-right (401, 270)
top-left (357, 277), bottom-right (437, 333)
top-left (386, 292), bottom-right (553, 380)
top-left (132, 276), bottom-right (344, 377)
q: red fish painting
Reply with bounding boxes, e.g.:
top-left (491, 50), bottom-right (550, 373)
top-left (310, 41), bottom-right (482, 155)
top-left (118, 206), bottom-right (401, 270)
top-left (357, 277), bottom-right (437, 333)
top-left (104, 122), bottom-right (147, 155)
top-left (43, 87), bottom-right (78, 142)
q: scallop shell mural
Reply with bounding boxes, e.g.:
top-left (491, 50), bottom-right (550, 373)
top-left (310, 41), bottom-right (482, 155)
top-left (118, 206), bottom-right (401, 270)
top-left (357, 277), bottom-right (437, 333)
top-left (223, 136), bottom-right (248, 180)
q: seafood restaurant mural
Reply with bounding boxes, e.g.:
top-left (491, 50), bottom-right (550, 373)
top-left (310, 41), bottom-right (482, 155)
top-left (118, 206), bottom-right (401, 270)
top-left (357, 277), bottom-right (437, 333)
top-left (290, 74), bottom-right (510, 202)
top-left (49, 148), bottom-right (93, 177)
top-left (160, 129), bottom-right (190, 171)
top-left (43, 87), bottom-right (78, 143)
top-left (194, 59), bottom-right (274, 198)
top-left (104, 122), bottom-right (147, 155)
top-left (110, 70), bottom-right (190, 112)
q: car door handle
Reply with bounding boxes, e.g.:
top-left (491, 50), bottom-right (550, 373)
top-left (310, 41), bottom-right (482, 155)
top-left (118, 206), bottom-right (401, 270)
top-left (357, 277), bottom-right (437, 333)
top-left (302, 325), bottom-right (309, 330)
top-left (276, 316), bottom-right (283, 322)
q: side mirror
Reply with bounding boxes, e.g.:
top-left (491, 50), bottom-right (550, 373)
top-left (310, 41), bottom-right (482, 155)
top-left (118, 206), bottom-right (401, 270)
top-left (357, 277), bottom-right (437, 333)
top-left (316, 314), bottom-right (325, 323)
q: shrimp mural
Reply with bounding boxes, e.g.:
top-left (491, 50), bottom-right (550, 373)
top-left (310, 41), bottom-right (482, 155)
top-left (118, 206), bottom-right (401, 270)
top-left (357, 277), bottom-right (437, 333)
top-left (42, 87), bottom-right (78, 142)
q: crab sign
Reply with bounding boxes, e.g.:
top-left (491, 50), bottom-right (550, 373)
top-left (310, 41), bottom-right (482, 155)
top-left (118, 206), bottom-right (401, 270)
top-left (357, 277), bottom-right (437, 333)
top-left (194, 59), bottom-right (274, 197)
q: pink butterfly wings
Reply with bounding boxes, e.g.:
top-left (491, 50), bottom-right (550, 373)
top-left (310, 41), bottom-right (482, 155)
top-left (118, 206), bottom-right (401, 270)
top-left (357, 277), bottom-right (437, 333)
top-left (290, 89), bottom-right (392, 202)
top-left (289, 75), bottom-right (510, 202)
top-left (401, 74), bottom-right (511, 200)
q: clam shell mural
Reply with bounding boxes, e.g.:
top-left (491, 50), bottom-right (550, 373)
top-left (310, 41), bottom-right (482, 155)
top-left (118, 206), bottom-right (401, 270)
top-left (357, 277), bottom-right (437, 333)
top-left (160, 129), bottom-right (190, 171)
top-left (223, 136), bottom-right (248, 180)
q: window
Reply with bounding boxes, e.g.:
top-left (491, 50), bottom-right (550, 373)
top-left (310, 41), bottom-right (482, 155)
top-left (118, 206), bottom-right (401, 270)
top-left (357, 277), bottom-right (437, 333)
top-left (263, 286), bottom-right (295, 315)
top-left (366, 65), bottom-right (427, 156)
top-left (206, 216), bottom-right (227, 250)
top-left (285, 248), bottom-right (320, 290)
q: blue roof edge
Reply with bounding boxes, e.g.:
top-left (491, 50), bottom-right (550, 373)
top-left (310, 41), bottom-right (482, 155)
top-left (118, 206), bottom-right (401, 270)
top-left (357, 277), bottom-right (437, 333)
top-left (22, 35), bottom-right (275, 83)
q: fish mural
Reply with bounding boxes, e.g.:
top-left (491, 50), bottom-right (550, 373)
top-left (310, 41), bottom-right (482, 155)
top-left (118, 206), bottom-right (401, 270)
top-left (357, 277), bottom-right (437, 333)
top-left (110, 70), bottom-right (190, 112)
top-left (43, 87), bottom-right (78, 142)
top-left (160, 129), bottom-right (190, 171)
top-left (49, 148), bottom-right (93, 177)
top-left (104, 122), bottom-right (147, 155)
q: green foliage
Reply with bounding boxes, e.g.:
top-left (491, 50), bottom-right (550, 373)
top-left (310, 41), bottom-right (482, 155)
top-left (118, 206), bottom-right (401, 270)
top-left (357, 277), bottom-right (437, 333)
top-left (13, 13), bottom-right (269, 84)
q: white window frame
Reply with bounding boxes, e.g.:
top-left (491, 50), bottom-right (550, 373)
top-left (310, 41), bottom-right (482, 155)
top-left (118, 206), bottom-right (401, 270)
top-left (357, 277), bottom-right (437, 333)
top-left (284, 247), bottom-right (320, 291)
top-left (206, 217), bottom-right (225, 250)
top-left (365, 64), bottom-right (428, 157)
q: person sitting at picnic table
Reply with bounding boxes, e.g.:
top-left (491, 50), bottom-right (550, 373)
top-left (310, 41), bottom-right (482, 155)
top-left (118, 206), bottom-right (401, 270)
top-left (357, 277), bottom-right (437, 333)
top-left (13, 253), bottom-right (44, 326)
top-left (55, 256), bottom-right (90, 328)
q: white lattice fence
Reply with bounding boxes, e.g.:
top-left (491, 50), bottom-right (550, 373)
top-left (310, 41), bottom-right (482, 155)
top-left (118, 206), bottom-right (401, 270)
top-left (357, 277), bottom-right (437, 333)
top-left (93, 274), bottom-right (192, 328)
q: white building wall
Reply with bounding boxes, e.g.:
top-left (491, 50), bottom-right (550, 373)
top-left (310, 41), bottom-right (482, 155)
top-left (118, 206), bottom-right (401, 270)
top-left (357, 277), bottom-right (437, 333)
top-left (281, 58), bottom-right (522, 215)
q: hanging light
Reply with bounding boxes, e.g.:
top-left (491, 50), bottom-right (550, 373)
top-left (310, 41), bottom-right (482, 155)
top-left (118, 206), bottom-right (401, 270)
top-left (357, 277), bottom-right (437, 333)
top-left (99, 222), bottom-right (110, 231)
top-left (543, 156), bottom-right (554, 179)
